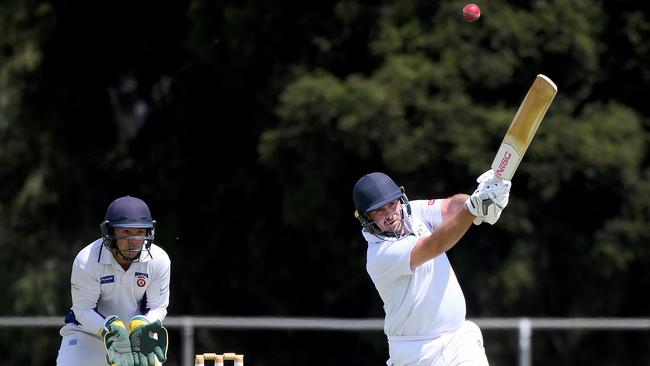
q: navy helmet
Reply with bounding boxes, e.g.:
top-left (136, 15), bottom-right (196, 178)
top-left (352, 172), bottom-right (411, 238)
top-left (100, 196), bottom-right (156, 262)
top-left (353, 172), bottom-right (403, 213)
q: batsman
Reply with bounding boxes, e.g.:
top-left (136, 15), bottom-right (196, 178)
top-left (352, 74), bottom-right (555, 365)
top-left (353, 170), bottom-right (511, 366)
top-left (56, 196), bottom-right (171, 366)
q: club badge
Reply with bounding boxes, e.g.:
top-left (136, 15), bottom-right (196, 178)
top-left (135, 272), bottom-right (148, 287)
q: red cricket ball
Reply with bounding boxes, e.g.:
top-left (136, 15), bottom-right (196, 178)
top-left (463, 3), bottom-right (481, 22)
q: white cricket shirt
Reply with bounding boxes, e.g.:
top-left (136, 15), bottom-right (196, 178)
top-left (364, 199), bottom-right (466, 338)
top-left (60, 239), bottom-right (171, 337)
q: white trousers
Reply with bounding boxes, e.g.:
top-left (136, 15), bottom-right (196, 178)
top-left (387, 320), bottom-right (489, 366)
top-left (56, 327), bottom-right (109, 366)
top-left (56, 326), bottom-right (161, 366)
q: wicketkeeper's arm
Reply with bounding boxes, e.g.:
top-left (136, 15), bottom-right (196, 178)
top-left (142, 251), bottom-right (171, 323)
top-left (70, 261), bottom-right (105, 334)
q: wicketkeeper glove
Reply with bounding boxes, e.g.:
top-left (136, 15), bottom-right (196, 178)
top-left (129, 315), bottom-right (169, 366)
top-left (465, 171), bottom-right (512, 225)
top-left (101, 315), bottom-right (136, 366)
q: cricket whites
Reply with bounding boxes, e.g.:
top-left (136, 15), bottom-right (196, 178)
top-left (492, 74), bottom-right (557, 180)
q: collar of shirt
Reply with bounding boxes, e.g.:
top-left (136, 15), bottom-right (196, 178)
top-left (362, 215), bottom-right (429, 244)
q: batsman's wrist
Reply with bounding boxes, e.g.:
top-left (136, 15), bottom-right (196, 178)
top-left (464, 196), bottom-right (479, 217)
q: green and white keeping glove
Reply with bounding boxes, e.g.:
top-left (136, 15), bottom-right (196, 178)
top-left (101, 315), bottom-right (136, 366)
top-left (129, 315), bottom-right (169, 365)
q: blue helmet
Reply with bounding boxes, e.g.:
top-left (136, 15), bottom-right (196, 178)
top-left (353, 172), bottom-right (403, 213)
top-left (100, 196), bottom-right (156, 262)
top-left (352, 172), bottom-right (411, 238)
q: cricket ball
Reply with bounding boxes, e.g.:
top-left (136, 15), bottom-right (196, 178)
top-left (463, 3), bottom-right (481, 22)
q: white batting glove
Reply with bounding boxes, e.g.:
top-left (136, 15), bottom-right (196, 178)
top-left (465, 175), bottom-right (512, 225)
top-left (470, 169), bottom-right (501, 225)
top-left (476, 169), bottom-right (501, 191)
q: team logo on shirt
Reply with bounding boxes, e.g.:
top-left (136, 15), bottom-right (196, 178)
top-left (135, 272), bottom-right (148, 287)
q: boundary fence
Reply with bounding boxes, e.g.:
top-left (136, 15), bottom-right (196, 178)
top-left (1, 316), bottom-right (649, 366)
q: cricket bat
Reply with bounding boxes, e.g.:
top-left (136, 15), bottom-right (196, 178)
top-left (491, 74), bottom-right (557, 180)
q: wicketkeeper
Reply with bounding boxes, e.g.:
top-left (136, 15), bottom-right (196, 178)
top-left (56, 196), bottom-right (170, 366)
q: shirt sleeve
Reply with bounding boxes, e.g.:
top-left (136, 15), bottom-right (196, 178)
top-left (70, 260), bottom-right (105, 334)
top-left (366, 236), bottom-right (417, 281)
top-left (144, 251), bottom-right (171, 323)
top-left (411, 199), bottom-right (442, 232)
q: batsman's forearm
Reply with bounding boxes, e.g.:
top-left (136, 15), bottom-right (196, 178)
top-left (433, 194), bottom-right (474, 249)
top-left (410, 194), bottom-right (474, 269)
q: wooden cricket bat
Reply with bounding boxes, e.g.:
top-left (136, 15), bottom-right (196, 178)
top-left (492, 74), bottom-right (557, 180)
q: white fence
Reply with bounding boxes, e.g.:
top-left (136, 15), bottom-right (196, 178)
top-left (1, 316), bottom-right (649, 366)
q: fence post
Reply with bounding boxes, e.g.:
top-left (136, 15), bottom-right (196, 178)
top-left (518, 318), bottom-right (532, 366)
top-left (182, 317), bottom-right (194, 366)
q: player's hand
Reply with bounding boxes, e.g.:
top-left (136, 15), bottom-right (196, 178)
top-left (471, 169), bottom-right (498, 225)
top-left (465, 174), bottom-right (511, 225)
top-left (475, 169), bottom-right (502, 192)
top-left (101, 315), bottom-right (135, 366)
top-left (129, 316), bottom-right (169, 365)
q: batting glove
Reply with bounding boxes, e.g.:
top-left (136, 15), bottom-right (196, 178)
top-left (465, 176), bottom-right (511, 225)
top-left (129, 315), bottom-right (169, 366)
top-left (101, 315), bottom-right (136, 366)
top-left (475, 169), bottom-right (498, 191)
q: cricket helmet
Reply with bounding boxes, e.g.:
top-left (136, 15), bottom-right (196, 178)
top-left (100, 196), bottom-right (156, 262)
top-left (352, 172), bottom-right (412, 238)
